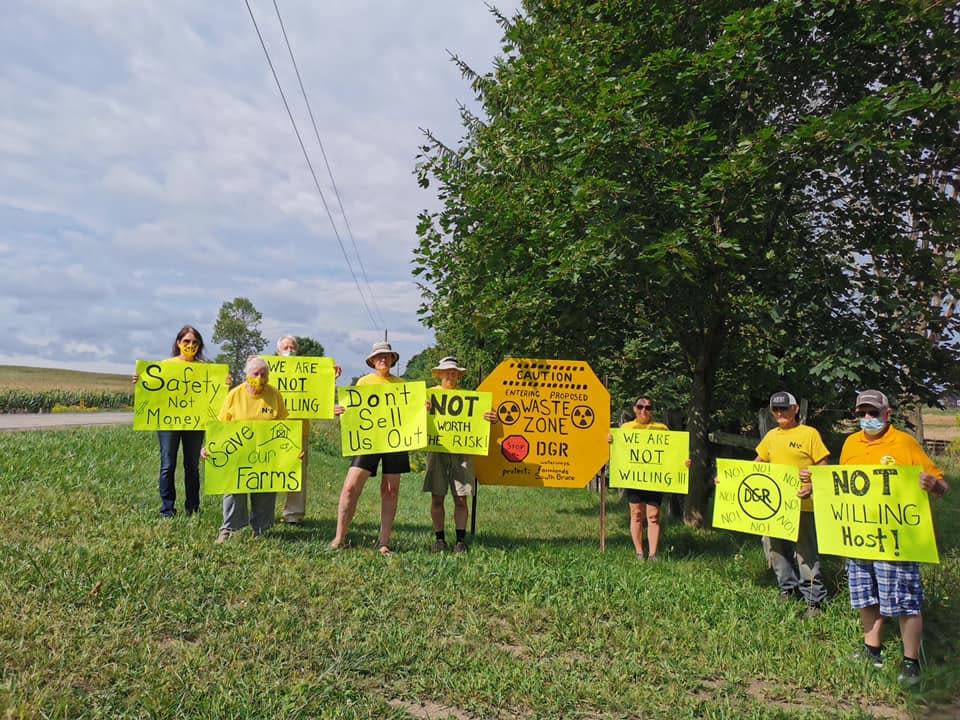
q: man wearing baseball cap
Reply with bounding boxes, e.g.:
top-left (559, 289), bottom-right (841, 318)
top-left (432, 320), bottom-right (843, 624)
top-left (754, 391), bottom-right (830, 616)
top-left (839, 389), bottom-right (950, 685)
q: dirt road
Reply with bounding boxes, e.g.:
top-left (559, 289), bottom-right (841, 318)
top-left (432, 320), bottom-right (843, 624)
top-left (0, 412), bottom-right (133, 432)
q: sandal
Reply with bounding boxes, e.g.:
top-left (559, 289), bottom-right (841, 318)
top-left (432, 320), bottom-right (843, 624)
top-left (377, 544), bottom-right (392, 557)
top-left (329, 539), bottom-right (352, 551)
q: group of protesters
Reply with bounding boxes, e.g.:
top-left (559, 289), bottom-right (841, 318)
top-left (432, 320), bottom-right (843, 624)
top-left (147, 324), bottom-right (950, 686)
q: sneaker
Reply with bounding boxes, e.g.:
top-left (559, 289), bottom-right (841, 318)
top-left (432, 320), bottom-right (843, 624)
top-left (778, 589), bottom-right (798, 603)
top-left (898, 660), bottom-right (921, 686)
top-left (851, 646), bottom-right (884, 669)
top-left (431, 539), bottom-right (448, 553)
top-left (452, 541), bottom-right (468, 554)
top-left (214, 529), bottom-right (233, 545)
top-left (803, 604), bottom-right (823, 619)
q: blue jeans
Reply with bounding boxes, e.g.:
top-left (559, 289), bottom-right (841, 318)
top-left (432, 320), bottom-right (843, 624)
top-left (157, 430), bottom-right (204, 516)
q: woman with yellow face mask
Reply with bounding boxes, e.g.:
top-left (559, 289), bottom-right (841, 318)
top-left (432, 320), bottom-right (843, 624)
top-left (155, 325), bottom-right (208, 518)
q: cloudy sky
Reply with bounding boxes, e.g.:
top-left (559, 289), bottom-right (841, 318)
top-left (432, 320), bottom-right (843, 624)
top-left (0, 0), bottom-right (519, 380)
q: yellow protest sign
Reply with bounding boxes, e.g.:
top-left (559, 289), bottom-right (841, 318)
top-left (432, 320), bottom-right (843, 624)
top-left (608, 429), bottom-right (689, 494)
top-left (263, 355), bottom-right (336, 419)
top-left (712, 459), bottom-right (802, 541)
top-left (475, 359), bottom-right (610, 488)
top-left (203, 420), bottom-right (303, 495)
top-left (426, 388), bottom-right (493, 456)
top-left (338, 382), bottom-right (427, 455)
top-left (133, 360), bottom-right (230, 431)
top-left (810, 464), bottom-right (939, 563)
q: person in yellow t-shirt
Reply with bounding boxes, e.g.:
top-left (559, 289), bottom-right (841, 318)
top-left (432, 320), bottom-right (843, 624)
top-left (330, 341), bottom-right (408, 556)
top-left (753, 391), bottom-right (830, 616)
top-left (616, 397), bottom-right (670, 560)
top-left (134, 325), bottom-right (210, 518)
top-left (203, 356), bottom-right (292, 544)
top-left (839, 389), bottom-right (949, 686)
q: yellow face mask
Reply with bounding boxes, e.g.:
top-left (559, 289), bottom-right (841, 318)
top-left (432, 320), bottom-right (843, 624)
top-left (246, 375), bottom-right (266, 392)
top-left (178, 342), bottom-right (198, 359)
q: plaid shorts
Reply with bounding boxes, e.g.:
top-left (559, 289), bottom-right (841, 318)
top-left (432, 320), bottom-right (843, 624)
top-left (847, 559), bottom-right (923, 616)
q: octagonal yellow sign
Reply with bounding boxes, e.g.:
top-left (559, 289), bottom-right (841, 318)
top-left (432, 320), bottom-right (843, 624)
top-left (475, 358), bottom-right (610, 488)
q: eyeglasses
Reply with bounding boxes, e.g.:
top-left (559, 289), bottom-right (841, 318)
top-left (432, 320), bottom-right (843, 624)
top-left (635, 404), bottom-right (653, 411)
top-left (855, 409), bottom-right (881, 418)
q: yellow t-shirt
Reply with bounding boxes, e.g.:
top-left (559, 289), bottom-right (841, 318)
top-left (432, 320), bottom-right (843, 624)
top-left (218, 384), bottom-right (288, 422)
top-left (357, 373), bottom-right (403, 386)
top-left (621, 420), bottom-right (669, 431)
top-left (840, 426), bottom-right (942, 480)
top-left (756, 424), bottom-right (830, 511)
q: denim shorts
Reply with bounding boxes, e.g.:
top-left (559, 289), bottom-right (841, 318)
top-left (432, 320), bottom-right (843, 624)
top-left (847, 559), bottom-right (923, 616)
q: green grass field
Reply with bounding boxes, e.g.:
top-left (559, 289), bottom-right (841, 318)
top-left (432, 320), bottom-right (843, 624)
top-left (0, 365), bottom-right (131, 393)
top-left (0, 426), bottom-right (957, 719)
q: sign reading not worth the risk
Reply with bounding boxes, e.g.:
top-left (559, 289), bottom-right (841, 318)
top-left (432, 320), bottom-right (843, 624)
top-left (475, 359), bottom-right (610, 488)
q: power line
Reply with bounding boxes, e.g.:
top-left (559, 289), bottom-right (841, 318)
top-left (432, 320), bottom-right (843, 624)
top-left (243, 0), bottom-right (380, 331)
top-left (271, 0), bottom-right (386, 330)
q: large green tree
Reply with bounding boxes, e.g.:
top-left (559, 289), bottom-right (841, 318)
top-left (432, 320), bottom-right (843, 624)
top-left (293, 336), bottom-right (326, 357)
top-left (415, 1), bottom-right (960, 525)
top-left (213, 297), bottom-right (268, 381)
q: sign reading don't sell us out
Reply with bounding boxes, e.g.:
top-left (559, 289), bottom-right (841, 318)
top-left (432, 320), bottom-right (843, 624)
top-left (475, 359), bottom-right (610, 488)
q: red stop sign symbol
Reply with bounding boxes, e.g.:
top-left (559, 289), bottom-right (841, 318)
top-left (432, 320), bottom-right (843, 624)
top-left (501, 434), bottom-right (530, 462)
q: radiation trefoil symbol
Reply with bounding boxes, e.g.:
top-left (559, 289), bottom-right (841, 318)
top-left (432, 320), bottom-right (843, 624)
top-left (497, 400), bottom-right (521, 425)
top-left (570, 405), bottom-right (595, 429)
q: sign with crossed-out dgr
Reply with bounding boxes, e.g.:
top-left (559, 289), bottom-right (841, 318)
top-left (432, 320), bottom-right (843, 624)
top-left (712, 459), bottom-right (801, 541)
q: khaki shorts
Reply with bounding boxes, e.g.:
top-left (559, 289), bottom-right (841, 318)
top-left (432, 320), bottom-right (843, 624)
top-left (422, 453), bottom-right (476, 496)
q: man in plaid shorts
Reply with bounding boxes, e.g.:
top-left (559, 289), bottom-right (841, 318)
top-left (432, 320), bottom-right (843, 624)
top-left (839, 390), bottom-right (950, 685)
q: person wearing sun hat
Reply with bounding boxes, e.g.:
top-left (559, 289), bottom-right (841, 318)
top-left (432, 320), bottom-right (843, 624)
top-left (752, 390), bottom-right (830, 617)
top-left (839, 389), bottom-right (949, 685)
top-left (330, 340), bottom-right (408, 556)
top-left (423, 356), bottom-right (497, 553)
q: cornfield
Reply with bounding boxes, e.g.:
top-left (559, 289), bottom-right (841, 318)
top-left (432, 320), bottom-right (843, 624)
top-left (0, 389), bottom-right (132, 414)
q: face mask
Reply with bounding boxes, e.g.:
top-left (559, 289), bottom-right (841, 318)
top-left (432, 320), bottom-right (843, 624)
top-left (860, 417), bottom-right (885, 434)
top-left (247, 375), bottom-right (266, 391)
top-left (178, 342), bottom-right (198, 359)
top-left (278, 350), bottom-right (294, 357)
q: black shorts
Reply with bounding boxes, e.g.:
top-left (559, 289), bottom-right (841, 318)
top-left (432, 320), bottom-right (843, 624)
top-left (625, 489), bottom-right (663, 506)
top-left (350, 451), bottom-right (411, 476)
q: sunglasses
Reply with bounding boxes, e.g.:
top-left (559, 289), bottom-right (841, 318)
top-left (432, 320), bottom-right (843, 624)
top-left (179, 340), bottom-right (199, 347)
top-left (855, 409), bottom-right (881, 418)
top-left (635, 404), bottom-right (653, 411)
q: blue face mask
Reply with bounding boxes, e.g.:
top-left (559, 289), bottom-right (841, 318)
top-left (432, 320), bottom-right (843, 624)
top-left (860, 417), bottom-right (885, 434)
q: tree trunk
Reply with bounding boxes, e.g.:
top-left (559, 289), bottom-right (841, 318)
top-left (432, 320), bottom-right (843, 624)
top-left (683, 321), bottom-right (724, 527)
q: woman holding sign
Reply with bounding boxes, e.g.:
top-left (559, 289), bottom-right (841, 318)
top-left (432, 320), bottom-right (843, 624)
top-left (204, 356), bottom-right (291, 543)
top-left (620, 397), bottom-right (669, 561)
top-left (152, 325), bottom-right (208, 518)
top-left (330, 341), bottom-right (408, 556)
top-left (423, 356), bottom-right (497, 553)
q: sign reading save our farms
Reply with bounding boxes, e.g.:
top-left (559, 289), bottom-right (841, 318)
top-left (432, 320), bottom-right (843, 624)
top-left (203, 420), bottom-right (303, 495)
top-left (263, 355), bottom-right (336, 419)
top-left (712, 459), bottom-right (802, 541)
top-left (608, 428), bottom-right (689, 494)
top-left (810, 464), bottom-right (939, 563)
top-left (426, 388), bottom-right (493, 455)
top-left (338, 382), bottom-right (427, 456)
top-left (474, 359), bottom-right (610, 488)
top-left (133, 360), bottom-right (230, 431)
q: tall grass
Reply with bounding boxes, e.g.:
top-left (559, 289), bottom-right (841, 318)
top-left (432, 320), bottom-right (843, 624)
top-left (0, 427), bottom-right (956, 719)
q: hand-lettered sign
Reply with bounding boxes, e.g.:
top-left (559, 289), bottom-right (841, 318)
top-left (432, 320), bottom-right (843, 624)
top-left (712, 459), bottom-right (802, 541)
top-left (426, 388), bottom-right (493, 455)
top-left (203, 420), bottom-right (303, 495)
top-left (474, 359), bottom-right (610, 488)
top-left (609, 429), bottom-right (689, 494)
top-left (810, 464), bottom-right (939, 563)
top-left (133, 360), bottom-right (230, 431)
top-left (338, 382), bottom-right (427, 455)
top-left (263, 355), bottom-right (336, 419)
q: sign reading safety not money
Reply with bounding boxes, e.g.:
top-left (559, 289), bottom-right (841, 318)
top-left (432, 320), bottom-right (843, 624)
top-left (426, 388), bottom-right (492, 455)
top-left (609, 429), bottom-right (689, 494)
top-left (203, 420), bottom-right (303, 495)
top-left (475, 359), bottom-right (610, 488)
top-left (134, 360), bottom-right (230, 431)
top-left (810, 464), bottom-right (939, 564)
top-left (263, 355), bottom-right (336, 419)
top-left (338, 382), bottom-right (427, 456)
top-left (713, 459), bottom-right (802, 541)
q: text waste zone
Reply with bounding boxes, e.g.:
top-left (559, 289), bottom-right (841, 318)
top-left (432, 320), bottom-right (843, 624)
top-left (476, 360), bottom-right (609, 488)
